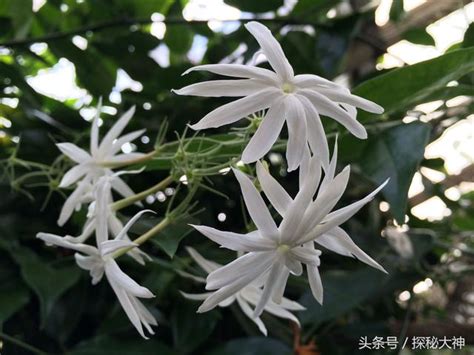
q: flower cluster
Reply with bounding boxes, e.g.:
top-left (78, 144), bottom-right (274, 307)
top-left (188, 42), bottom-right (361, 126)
top-left (36, 21), bottom-right (387, 338)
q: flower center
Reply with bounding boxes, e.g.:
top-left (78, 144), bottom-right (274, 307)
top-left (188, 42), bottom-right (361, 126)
top-left (281, 82), bottom-right (294, 94)
top-left (277, 244), bottom-right (291, 254)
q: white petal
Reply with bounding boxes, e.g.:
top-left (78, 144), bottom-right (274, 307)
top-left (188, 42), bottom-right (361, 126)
top-left (191, 225), bottom-right (275, 252)
top-left (232, 168), bottom-right (279, 240)
top-left (37, 232), bottom-right (98, 255)
top-left (271, 268), bottom-right (289, 304)
top-left (98, 106), bottom-right (136, 155)
top-left (319, 138), bottom-right (339, 190)
top-left (317, 87), bottom-right (384, 114)
top-left (297, 94), bottom-right (329, 169)
top-left (182, 63), bottom-right (278, 82)
top-left (179, 291), bottom-right (213, 301)
top-left (294, 74), bottom-right (342, 90)
top-left (242, 286), bottom-right (305, 311)
top-left (110, 176), bottom-right (137, 200)
top-left (315, 227), bottom-right (387, 273)
top-left (189, 88), bottom-right (280, 130)
top-left (283, 255), bottom-right (303, 276)
top-left (285, 96), bottom-right (307, 171)
top-left (298, 89), bottom-right (367, 139)
top-left (94, 179), bottom-right (110, 244)
top-left (302, 179), bottom-right (389, 244)
top-left (90, 98), bottom-right (101, 155)
top-left (307, 263), bottom-right (323, 304)
top-left (244, 22), bottom-right (294, 82)
top-left (105, 260), bottom-right (154, 298)
top-left (206, 252), bottom-right (275, 290)
top-left (59, 164), bottom-right (89, 188)
top-left (253, 260), bottom-right (285, 317)
top-left (241, 100), bottom-right (286, 163)
top-left (108, 277), bottom-right (147, 338)
top-left (173, 79), bottom-right (269, 97)
top-left (256, 161), bottom-right (292, 217)
top-left (105, 152), bottom-right (146, 164)
top-left (264, 300), bottom-right (301, 326)
top-left (109, 129), bottom-right (146, 155)
top-left (100, 239), bottom-right (137, 256)
top-left (56, 143), bottom-right (91, 163)
top-left (236, 296), bottom-right (268, 336)
top-left (289, 246), bottom-right (321, 266)
top-left (186, 247), bottom-right (221, 274)
top-left (115, 209), bottom-right (154, 241)
top-left (57, 178), bottom-right (91, 226)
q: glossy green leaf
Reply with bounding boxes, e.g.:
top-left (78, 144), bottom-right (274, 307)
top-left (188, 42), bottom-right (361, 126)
top-left (402, 28), bottom-right (435, 46)
top-left (225, 0), bottom-right (284, 12)
top-left (354, 47), bottom-right (474, 120)
top-left (359, 122), bottom-right (431, 223)
top-left (0, 280), bottom-right (30, 324)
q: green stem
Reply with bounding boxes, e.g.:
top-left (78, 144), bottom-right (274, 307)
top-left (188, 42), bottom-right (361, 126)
top-left (112, 217), bottom-right (172, 259)
top-left (111, 175), bottom-right (174, 211)
top-left (0, 332), bottom-right (48, 355)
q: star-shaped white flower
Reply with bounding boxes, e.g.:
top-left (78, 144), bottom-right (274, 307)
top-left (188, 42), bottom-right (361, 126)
top-left (192, 145), bottom-right (388, 316)
top-left (174, 21), bottom-right (383, 170)
top-left (179, 247), bottom-right (304, 336)
top-left (66, 174), bottom-right (150, 265)
top-left (57, 104), bottom-right (145, 226)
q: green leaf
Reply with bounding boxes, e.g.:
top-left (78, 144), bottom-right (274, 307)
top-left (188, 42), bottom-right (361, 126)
top-left (389, 0), bottom-right (404, 22)
top-left (359, 122), bottom-right (431, 223)
top-left (0, 280), bottom-right (30, 324)
top-left (225, 0), bottom-right (284, 13)
top-left (171, 299), bottom-right (220, 354)
top-left (11, 248), bottom-right (81, 324)
top-left (299, 268), bottom-right (389, 328)
top-left (70, 335), bottom-right (175, 355)
top-left (354, 47), bottom-right (474, 121)
top-left (462, 22), bottom-right (474, 48)
top-left (402, 28), bottom-right (435, 46)
top-left (208, 337), bottom-right (292, 355)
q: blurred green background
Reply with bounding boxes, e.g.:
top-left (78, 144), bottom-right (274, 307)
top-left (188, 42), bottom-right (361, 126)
top-left (0, 0), bottom-right (473, 354)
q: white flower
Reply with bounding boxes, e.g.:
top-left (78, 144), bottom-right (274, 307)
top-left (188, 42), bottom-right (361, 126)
top-left (191, 145), bottom-right (388, 316)
top-left (57, 104), bottom-right (145, 226)
top-left (66, 175), bottom-right (150, 265)
top-left (37, 233), bottom-right (157, 338)
top-left (174, 21), bottom-right (383, 170)
top-left (179, 247), bottom-right (304, 336)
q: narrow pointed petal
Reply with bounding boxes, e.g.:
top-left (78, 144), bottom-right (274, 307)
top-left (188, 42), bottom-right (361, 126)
top-left (90, 98), bottom-right (102, 155)
top-left (94, 179), bottom-right (110, 244)
top-left (320, 138), bottom-right (339, 191)
top-left (173, 79), bottom-right (268, 97)
top-left (191, 225), bottom-right (274, 252)
top-left (181, 63), bottom-right (278, 82)
top-left (186, 247), bottom-right (221, 274)
top-left (297, 94), bottom-right (330, 169)
top-left (242, 286), bottom-right (305, 311)
top-left (256, 161), bottom-right (292, 217)
top-left (105, 152), bottom-right (146, 164)
top-left (232, 168), bottom-right (279, 240)
top-left (236, 297), bottom-right (268, 336)
top-left (241, 100), bottom-right (286, 163)
top-left (294, 74), bottom-right (341, 89)
top-left (59, 164), bottom-right (89, 188)
top-left (289, 246), bottom-right (321, 266)
top-left (115, 210), bottom-right (154, 241)
top-left (317, 87), bottom-right (384, 114)
top-left (100, 239), bottom-right (137, 256)
top-left (99, 106), bottom-right (136, 154)
top-left (315, 227), bottom-right (387, 273)
top-left (271, 268), bottom-right (289, 304)
top-left (105, 261), bottom-right (154, 298)
top-left (264, 301), bottom-right (301, 326)
top-left (299, 89), bottom-right (367, 139)
top-left (253, 261), bottom-right (285, 317)
top-left (109, 129), bottom-right (146, 155)
top-left (285, 97), bottom-right (307, 172)
top-left (189, 89), bottom-right (280, 130)
top-left (283, 256), bottom-right (303, 276)
top-left (307, 263), bottom-right (323, 304)
top-left (37, 232), bottom-right (98, 255)
top-left (56, 143), bottom-right (91, 163)
top-left (110, 176), bottom-right (136, 200)
top-left (108, 278), bottom-right (146, 338)
top-left (244, 22), bottom-right (294, 81)
top-left (206, 252), bottom-right (274, 290)
top-left (57, 179), bottom-right (91, 226)
top-left (302, 179), bottom-right (389, 244)
top-left (179, 291), bottom-right (213, 301)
